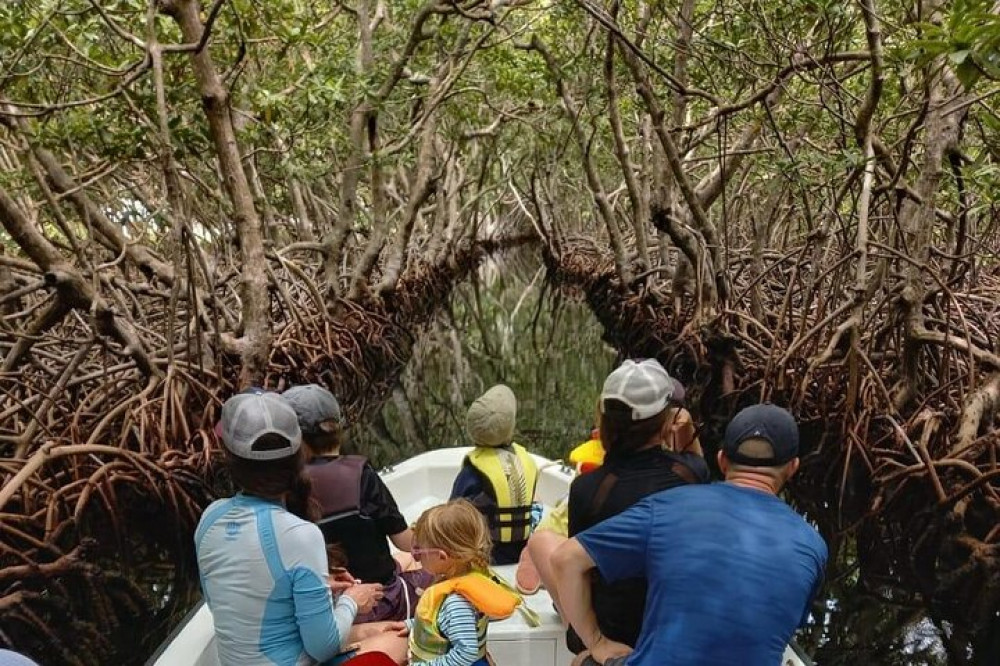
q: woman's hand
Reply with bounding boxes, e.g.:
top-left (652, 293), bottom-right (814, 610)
top-left (327, 568), bottom-right (359, 594)
top-left (343, 582), bottom-right (384, 614)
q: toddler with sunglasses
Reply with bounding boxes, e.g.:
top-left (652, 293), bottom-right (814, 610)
top-left (399, 500), bottom-right (520, 666)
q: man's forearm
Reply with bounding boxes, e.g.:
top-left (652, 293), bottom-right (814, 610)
top-left (552, 538), bottom-right (602, 649)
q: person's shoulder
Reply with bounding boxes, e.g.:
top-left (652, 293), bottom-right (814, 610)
top-left (807, 526), bottom-right (828, 556)
top-left (274, 510), bottom-right (324, 545)
top-left (441, 591), bottom-right (477, 615)
top-left (204, 496), bottom-right (229, 509)
top-left (344, 454), bottom-right (371, 467)
top-left (201, 496), bottom-right (235, 514)
top-left (631, 480), bottom-right (714, 515)
top-left (650, 479), bottom-right (713, 501)
top-left (196, 496), bottom-right (238, 531)
top-left (455, 459), bottom-right (480, 477)
top-left (511, 441), bottom-right (538, 456)
top-left (792, 516), bottom-right (828, 557)
top-left (670, 451), bottom-right (711, 482)
top-left (569, 466), bottom-right (604, 494)
top-left (359, 459), bottom-right (383, 483)
top-left (0, 650), bottom-right (40, 666)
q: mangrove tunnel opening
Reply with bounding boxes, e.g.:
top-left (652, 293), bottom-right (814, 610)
top-left (358, 250), bottom-right (961, 666)
top-left (250, 248), bottom-right (959, 666)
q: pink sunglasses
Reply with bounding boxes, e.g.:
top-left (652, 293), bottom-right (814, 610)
top-left (411, 545), bottom-right (447, 560)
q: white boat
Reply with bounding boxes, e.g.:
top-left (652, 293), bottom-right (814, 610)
top-left (149, 448), bottom-right (812, 666)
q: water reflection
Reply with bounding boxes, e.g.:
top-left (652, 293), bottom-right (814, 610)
top-left (353, 250), bottom-right (615, 467)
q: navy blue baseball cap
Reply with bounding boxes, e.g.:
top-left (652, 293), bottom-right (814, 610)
top-left (723, 404), bottom-right (799, 466)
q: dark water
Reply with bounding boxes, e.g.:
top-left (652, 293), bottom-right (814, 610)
top-left (144, 250), bottom-right (951, 665)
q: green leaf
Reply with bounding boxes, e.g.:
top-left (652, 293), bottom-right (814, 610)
top-left (955, 58), bottom-right (982, 89)
top-left (949, 49), bottom-right (971, 64)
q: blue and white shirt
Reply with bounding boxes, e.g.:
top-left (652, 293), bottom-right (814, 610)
top-left (195, 494), bottom-right (356, 666)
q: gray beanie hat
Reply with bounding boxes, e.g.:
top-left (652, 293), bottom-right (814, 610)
top-left (466, 384), bottom-right (517, 448)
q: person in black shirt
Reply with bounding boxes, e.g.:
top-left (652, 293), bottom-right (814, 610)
top-left (526, 359), bottom-right (709, 659)
top-left (283, 384), bottom-right (433, 623)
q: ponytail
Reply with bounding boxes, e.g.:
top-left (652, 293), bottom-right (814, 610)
top-left (285, 466), bottom-right (320, 522)
top-left (227, 445), bottom-right (319, 521)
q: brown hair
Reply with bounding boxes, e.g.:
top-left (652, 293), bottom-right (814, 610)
top-left (302, 420), bottom-right (346, 456)
top-left (413, 499), bottom-right (491, 576)
top-left (226, 434), bottom-right (318, 522)
top-left (599, 398), bottom-right (669, 457)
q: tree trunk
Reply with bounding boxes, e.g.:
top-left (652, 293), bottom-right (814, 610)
top-left (164, 0), bottom-right (271, 387)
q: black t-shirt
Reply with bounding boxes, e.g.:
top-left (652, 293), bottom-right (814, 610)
top-left (357, 463), bottom-right (408, 536)
top-left (309, 456), bottom-right (408, 583)
top-left (566, 447), bottom-right (710, 652)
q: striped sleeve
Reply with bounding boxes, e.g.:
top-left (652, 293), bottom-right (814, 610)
top-left (420, 594), bottom-right (483, 666)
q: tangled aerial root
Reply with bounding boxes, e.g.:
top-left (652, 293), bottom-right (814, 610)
top-left (0, 234), bottom-right (536, 664)
top-left (546, 237), bottom-right (1000, 636)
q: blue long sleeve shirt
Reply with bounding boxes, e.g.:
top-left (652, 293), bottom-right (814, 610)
top-left (408, 594), bottom-right (488, 666)
top-left (195, 494), bottom-right (356, 666)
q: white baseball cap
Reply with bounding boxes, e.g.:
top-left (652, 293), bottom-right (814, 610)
top-left (600, 359), bottom-right (676, 421)
top-left (220, 392), bottom-right (302, 460)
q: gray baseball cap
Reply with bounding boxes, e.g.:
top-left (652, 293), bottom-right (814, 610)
top-left (282, 384), bottom-right (345, 435)
top-left (220, 392), bottom-right (302, 460)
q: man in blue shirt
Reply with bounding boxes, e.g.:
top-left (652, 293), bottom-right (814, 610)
top-left (552, 404), bottom-right (828, 666)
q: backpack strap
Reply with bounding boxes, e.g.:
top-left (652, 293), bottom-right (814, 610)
top-left (588, 472), bottom-right (619, 526)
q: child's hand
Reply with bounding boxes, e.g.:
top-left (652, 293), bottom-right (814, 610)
top-left (382, 621), bottom-right (408, 637)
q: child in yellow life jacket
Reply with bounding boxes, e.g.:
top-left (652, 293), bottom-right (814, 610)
top-left (402, 500), bottom-right (520, 666)
top-left (450, 384), bottom-right (539, 565)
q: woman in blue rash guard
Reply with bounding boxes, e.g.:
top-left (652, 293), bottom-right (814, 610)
top-left (195, 391), bottom-right (407, 665)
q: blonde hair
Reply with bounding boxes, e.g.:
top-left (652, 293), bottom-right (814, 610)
top-left (414, 499), bottom-right (492, 576)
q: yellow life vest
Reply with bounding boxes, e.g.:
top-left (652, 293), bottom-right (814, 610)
top-left (409, 572), bottom-right (519, 663)
top-left (568, 436), bottom-right (605, 474)
top-left (466, 443), bottom-right (539, 544)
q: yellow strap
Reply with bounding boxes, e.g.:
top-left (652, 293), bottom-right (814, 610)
top-left (467, 444), bottom-right (538, 542)
top-left (485, 569), bottom-right (540, 628)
